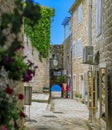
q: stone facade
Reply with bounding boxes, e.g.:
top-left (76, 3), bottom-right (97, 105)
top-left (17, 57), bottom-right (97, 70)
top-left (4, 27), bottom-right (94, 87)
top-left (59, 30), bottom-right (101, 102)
top-left (24, 36), bottom-right (49, 93)
top-left (63, 36), bottom-right (71, 77)
top-left (50, 45), bottom-right (63, 70)
top-left (70, 0), bottom-right (89, 99)
top-left (92, 0), bottom-right (112, 129)
top-left (62, 36), bottom-right (73, 98)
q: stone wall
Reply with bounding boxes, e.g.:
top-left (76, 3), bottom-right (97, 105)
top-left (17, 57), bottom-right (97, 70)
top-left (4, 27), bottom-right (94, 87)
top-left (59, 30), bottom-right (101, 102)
top-left (24, 36), bottom-right (49, 93)
top-left (92, 0), bottom-right (112, 129)
top-left (50, 45), bottom-right (63, 70)
top-left (70, 0), bottom-right (89, 98)
top-left (0, 0), bottom-right (24, 129)
top-left (92, 0), bottom-right (112, 67)
top-left (63, 36), bottom-right (71, 76)
top-left (0, 0), bottom-right (15, 47)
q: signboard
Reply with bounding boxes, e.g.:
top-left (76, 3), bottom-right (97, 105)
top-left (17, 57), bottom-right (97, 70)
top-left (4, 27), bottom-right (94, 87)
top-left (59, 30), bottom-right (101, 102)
top-left (53, 71), bottom-right (61, 76)
top-left (24, 86), bottom-right (32, 105)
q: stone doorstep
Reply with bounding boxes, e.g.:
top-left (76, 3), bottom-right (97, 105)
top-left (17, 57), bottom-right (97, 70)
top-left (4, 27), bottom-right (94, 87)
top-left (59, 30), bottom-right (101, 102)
top-left (32, 93), bottom-right (50, 103)
top-left (74, 97), bottom-right (83, 102)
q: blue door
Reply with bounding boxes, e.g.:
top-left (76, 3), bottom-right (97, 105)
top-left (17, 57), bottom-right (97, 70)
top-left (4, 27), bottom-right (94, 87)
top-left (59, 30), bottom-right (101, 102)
top-left (51, 84), bottom-right (61, 91)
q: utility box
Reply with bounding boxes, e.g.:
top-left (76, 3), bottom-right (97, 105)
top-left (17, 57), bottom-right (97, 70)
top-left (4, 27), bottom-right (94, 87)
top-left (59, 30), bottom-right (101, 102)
top-left (24, 86), bottom-right (32, 105)
top-left (83, 46), bottom-right (93, 64)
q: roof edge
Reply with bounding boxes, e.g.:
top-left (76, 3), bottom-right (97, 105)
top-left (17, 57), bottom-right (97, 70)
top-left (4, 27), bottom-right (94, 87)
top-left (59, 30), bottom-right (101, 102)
top-left (69, 0), bottom-right (82, 13)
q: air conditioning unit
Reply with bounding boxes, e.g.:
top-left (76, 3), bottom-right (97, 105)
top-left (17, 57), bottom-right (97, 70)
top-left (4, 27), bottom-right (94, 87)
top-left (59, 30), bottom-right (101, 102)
top-left (83, 46), bottom-right (93, 64)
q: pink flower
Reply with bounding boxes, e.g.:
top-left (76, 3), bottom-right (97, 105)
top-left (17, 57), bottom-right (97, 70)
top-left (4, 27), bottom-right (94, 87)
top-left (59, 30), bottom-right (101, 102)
top-left (20, 45), bottom-right (24, 49)
top-left (1, 125), bottom-right (7, 130)
top-left (15, 45), bottom-right (24, 51)
top-left (18, 93), bottom-right (24, 100)
top-left (5, 87), bottom-right (13, 95)
top-left (20, 112), bottom-right (26, 118)
top-left (27, 69), bottom-right (33, 75)
top-left (23, 74), bottom-right (32, 82)
top-left (4, 56), bottom-right (13, 63)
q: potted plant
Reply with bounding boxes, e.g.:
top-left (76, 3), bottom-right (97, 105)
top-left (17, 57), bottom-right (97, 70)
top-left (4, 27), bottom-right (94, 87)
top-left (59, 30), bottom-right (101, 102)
top-left (57, 75), bottom-right (65, 83)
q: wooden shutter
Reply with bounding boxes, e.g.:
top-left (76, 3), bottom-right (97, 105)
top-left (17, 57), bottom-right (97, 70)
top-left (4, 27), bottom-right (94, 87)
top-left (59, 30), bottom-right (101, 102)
top-left (96, 0), bottom-right (102, 36)
top-left (78, 3), bottom-right (82, 24)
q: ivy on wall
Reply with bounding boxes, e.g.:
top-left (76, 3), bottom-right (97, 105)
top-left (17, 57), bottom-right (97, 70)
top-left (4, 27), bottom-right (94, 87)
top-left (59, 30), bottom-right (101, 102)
top-left (24, 6), bottom-right (54, 60)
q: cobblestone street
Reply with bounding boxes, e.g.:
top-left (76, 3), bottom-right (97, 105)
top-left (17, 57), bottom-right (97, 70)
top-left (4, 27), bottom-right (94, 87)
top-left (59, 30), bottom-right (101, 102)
top-left (25, 93), bottom-right (93, 130)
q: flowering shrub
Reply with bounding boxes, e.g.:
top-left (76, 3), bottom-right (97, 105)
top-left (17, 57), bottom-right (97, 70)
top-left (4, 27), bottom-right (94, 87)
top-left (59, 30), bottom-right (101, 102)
top-left (0, 85), bottom-right (26, 129)
top-left (0, 47), bottom-right (37, 82)
top-left (0, 47), bottom-right (38, 129)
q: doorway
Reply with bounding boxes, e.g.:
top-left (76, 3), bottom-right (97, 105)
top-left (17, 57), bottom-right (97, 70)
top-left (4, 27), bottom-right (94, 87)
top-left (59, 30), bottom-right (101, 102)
top-left (51, 84), bottom-right (61, 98)
top-left (79, 75), bottom-right (84, 98)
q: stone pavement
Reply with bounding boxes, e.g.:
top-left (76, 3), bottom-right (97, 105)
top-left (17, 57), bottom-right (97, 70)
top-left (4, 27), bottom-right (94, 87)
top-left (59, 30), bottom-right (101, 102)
top-left (24, 93), bottom-right (97, 130)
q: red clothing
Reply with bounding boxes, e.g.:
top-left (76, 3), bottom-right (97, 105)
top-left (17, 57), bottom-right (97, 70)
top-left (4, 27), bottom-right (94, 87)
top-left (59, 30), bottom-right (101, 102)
top-left (62, 84), bottom-right (65, 91)
top-left (66, 84), bottom-right (69, 92)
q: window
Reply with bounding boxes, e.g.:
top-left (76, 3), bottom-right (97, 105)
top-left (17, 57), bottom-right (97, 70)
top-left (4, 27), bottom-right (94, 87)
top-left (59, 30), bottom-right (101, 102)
top-left (78, 3), bottom-right (82, 24)
top-left (96, 0), bottom-right (102, 36)
top-left (77, 38), bottom-right (82, 58)
top-left (72, 42), bottom-right (76, 58)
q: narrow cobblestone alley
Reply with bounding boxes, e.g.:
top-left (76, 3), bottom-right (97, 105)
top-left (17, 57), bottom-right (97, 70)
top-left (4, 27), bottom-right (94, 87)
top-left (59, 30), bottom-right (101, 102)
top-left (25, 93), bottom-right (92, 130)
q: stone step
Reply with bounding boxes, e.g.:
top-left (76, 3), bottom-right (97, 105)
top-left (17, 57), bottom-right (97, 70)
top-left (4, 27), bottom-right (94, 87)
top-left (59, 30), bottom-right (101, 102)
top-left (32, 93), bottom-right (50, 103)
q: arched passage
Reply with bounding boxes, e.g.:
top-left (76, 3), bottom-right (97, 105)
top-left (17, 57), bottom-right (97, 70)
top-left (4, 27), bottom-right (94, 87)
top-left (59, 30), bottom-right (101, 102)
top-left (51, 84), bottom-right (62, 98)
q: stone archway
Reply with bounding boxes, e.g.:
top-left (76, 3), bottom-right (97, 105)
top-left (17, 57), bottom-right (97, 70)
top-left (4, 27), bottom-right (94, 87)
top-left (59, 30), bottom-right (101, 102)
top-left (49, 45), bottom-right (67, 98)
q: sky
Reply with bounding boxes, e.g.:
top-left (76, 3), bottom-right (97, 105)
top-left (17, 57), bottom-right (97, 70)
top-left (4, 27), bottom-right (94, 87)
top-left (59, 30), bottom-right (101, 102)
top-left (33, 0), bottom-right (75, 45)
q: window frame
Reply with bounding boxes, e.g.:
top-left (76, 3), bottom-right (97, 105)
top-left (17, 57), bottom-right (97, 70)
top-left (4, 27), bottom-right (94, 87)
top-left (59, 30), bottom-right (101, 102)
top-left (78, 3), bottom-right (82, 24)
top-left (72, 41), bottom-right (76, 59)
top-left (77, 38), bottom-right (82, 58)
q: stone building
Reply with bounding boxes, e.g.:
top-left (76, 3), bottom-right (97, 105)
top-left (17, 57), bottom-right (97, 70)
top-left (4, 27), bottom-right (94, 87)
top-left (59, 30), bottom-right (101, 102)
top-left (69, 0), bottom-right (89, 99)
top-left (56, 0), bottom-right (112, 129)
top-left (63, 36), bottom-right (71, 75)
top-left (24, 36), bottom-right (49, 93)
top-left (62, 16), bottom-right (73, 98)
top-left (50, 45), bottom-right (63, 71)
top-left (91, 0), bottom-right (112, 129)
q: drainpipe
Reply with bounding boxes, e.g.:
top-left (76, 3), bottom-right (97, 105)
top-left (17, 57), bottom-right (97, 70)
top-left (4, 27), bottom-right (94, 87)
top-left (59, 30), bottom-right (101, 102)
top-left (70, 17), bottom-right (73, 99)
top-left (70, 39), bottom-right (73, 99)
top-left (88, 0), bottom-right (93, 122)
